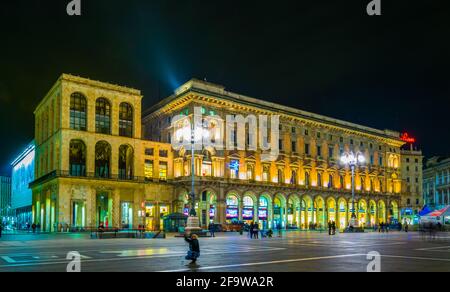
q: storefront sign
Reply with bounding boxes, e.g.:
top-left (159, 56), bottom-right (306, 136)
top-left (258, 209), bottom-right (268, 220)
top-left (243, 208), bottom-right (254, 220)
top-left (226, 207), bottom-right (238, 219)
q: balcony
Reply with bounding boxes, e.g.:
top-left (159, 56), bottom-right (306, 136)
top-left (29, 170), bottom-right (170, 188)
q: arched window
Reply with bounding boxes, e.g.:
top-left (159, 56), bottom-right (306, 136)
top-left (317, 173), bottom-right (322, 187)
top-left (70, 93), bottom-right (87, 131)
top-left (96, 98), bottom-right (111, 134)
top-left (119, 103), bottom-right (133, 137)
top-left (69, 140), bottom-right (86, 177)
top-left (95, 141), bottom-right (111, 178)
top-left (119, 145), bottom-right (134, 180)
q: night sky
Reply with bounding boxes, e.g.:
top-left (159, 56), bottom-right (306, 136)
top-left (0, 0), bottom-right (449, 176)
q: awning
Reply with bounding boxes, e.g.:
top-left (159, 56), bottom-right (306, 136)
top-left (426, 206), bottom-right (450, 217)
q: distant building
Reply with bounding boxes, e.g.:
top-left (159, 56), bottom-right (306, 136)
top-left (0, 176), bottom-right (12, 225)
top-left (400, 146), bottom-right (423, 225)
top-left (423, 157), bottom-right (450, 209)
top-left (11, 141), bottom-right (35, 228)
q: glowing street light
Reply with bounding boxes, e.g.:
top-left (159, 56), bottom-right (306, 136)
top-left (340, 151), bottom-right (365, 229)
top-left (175, 121), bottom-right (210, 220)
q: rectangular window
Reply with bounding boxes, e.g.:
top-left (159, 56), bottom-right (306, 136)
top-left (317, 132), bottom-right (321, 139)
top-left (328, 147), bottom-right (334, 158)
top-left (305, 143), bottom-right (310, 155)
top-left (317, 146), bottom-right (322, 157)
top-left (292, 141), bottom-right (297, 153)
top-left (292, 127), bottom-right (296, 134)
top-left (145, 160), bottom-right (154, 181)
top-left (159, 150), bottom-right (168, 158)
top-left (340, 137), bottom-right (344, 143)
top-left (159, 162), bottom-right (168, 181)
top-left (370, 155), bottom-right (374, 165)
top-left (304, 129), bottom-right (309, 136)
top-left (279, 139), bottom-right (283, 151)
top-left (379, 157), bottom-right (383, 166)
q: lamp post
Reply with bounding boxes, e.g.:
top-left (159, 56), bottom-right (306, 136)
top-left (180, 118), bottom-right (209, 234)
top-left (340, 151), bottom-right (365, 228)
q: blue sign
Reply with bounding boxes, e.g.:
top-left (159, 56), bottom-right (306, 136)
top-left (228, 160), bottom-right (240, 171)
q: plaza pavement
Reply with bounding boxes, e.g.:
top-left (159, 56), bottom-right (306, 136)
top-left (0, 231), bottom-right (449, 272)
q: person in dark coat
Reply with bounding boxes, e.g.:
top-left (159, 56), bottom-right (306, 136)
top-left (185, 234), bottom-right (201, 264)
top-left (331, 221), bottom-right (336, 235)
top-left (0, 223), bottom-right (3, 238)
top-left (328, 221), bottom-right (332, 235)
top-left (209, 224), bottom-right (215, 238)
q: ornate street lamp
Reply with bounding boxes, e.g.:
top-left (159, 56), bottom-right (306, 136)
top-left (176, 118), bottom-right (210, 233)
top-left (340, 151), bottom-right (366, 228)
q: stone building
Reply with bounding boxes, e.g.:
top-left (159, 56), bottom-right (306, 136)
top-left (400, 147), bottom-right (423, 224)
top-left (423, 157), bottom-right (450, 209)
top-left (143, 78), bottom-right (405, 230)
top-left (0, 176), bottom-right (12, 224)
top-left (31, 74), bottom-right (405, 232)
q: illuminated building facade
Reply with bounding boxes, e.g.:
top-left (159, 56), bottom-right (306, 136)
top-left (400, 147), bottom-right (423, 225)
top-left (0, 176), bottom-right (12, 225)
top-left (423, 157), bottom-right (450, 209)
top-left (30, 75), bottom-right (405, 232)
top-left (144, 79), bottom-right (405, 229)
top-left (30, 75), bottom-right (174, 232)
top-left (11, 141), bottom-right (35, 228)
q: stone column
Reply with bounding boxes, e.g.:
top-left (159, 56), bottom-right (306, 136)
top-left (112, 189), bottom-right (120, 228)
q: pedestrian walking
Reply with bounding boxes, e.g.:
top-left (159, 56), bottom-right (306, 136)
top-left (332, 221), bottom-right (336, 235)
top-left (248, 222), bottom-right (254, 238)
top-left (185, 233), bottom-right (200, 265)
top-left (0, 222), bottom-right (3, 238)
top-left (405, 223), bottom-right (409, 233)
top-left (209, 224), bottom-right (215, 238)
top-left (254, 223), bottom-right (259, 239)
top-left (328, 221), bottom-right (332, 235)
top-left (277, 223), bottom-right (282, 237)
top-left (32, 223), bottom-right (37, 234)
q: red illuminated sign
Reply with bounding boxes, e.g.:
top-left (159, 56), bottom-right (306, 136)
top-left (400, 133), bottom-right (416, 144)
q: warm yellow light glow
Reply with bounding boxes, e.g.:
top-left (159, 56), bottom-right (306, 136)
top-left (255, 176), bottom-right (261, 182)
